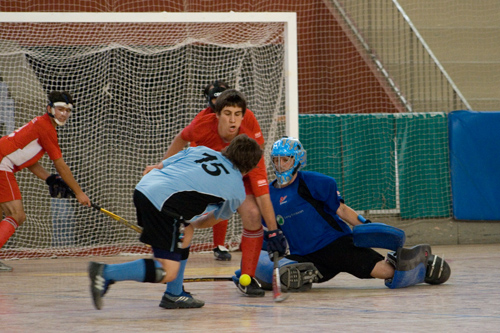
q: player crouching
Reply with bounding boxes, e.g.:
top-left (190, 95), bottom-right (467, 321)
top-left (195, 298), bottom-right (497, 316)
top-left (88, 134), bottom-right (263, 310)
top-left (240, 137), bottom-right (450, 292)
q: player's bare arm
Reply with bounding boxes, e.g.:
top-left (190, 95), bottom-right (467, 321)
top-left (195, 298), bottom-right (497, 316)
top-left (53, 158), bottom-right (90, 206)
top-left (27, 162), bottom-right (51, 180)
top-left (190, 211), bottom-right (223, 229)
top-left (143, 132), bottom-right (189, 175)
top-left (255, 194), bottom-right (279, 230)
top-left (336, 202), bottom-right (363, 226)
top-left (162, 132), bottom-right (189, 160)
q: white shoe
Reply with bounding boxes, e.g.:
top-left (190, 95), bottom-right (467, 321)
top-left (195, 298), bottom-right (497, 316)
top-left (0, 260), bottom-right (13, 272)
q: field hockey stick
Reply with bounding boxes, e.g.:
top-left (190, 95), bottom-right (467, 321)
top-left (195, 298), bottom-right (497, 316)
top-left (91, 203), bottom-right (143, 234)
top-left (272, 251), bottom-right (290, 302)
top-left (184, 276), bottom-right (233, 283)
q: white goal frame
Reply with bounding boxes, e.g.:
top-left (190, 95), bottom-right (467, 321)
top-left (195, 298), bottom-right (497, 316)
top-left (0, 11), bottom-right (299, 138)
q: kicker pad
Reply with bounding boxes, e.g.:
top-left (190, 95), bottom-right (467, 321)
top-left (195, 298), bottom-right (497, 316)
top-left (385, 244), bottom-right (431, 289)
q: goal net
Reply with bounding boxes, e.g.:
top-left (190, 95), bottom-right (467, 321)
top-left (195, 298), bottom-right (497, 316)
top-left (0, 12), bottom-right (297, 259)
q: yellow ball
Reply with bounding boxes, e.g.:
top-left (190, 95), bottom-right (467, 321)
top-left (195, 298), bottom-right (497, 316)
top-left (239, 274), bottom-right (251, 287)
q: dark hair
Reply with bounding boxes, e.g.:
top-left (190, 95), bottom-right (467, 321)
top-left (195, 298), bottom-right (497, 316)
top-left (213, 89), bottom-right (247, 116)
top-left (222, 134), bottom-right (262, 174)
top-left (48, 91), bottom-right (74, 106)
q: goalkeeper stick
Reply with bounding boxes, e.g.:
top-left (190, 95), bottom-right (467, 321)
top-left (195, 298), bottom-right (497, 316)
top-left (91, 203), bottom-right (143, 234)
top-left (272, 251), bottom-right (290, 302)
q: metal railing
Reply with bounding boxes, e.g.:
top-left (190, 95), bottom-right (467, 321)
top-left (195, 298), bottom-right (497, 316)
top-left (327, 0), bottom-right (471, 112)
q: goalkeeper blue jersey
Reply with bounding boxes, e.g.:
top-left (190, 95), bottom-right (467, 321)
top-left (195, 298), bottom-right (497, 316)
top-left (136, 146), bottom-right (245, 222)
top-left (269, 171), bottom-right (353, 255)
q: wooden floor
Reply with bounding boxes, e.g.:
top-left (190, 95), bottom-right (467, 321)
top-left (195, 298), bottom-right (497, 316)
top-left (1, 244), bottom-right (500, 332)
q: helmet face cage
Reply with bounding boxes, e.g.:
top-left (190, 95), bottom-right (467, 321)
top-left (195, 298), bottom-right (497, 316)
top-left (270, 137), bottom-right (307, 186)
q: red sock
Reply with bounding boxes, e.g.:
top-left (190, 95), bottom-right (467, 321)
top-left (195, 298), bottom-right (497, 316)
top-left (212, 220), bottom-right (228, 247)
top-left (240, 227), bottom-right (264, 277)
top-left (0, 216), bottom-right (18, 249)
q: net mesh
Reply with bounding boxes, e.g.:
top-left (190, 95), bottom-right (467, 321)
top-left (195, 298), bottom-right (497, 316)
top-left (1, 0), bottom-right (498, 260)
top-left (0, 18), bottom-right (289, 258)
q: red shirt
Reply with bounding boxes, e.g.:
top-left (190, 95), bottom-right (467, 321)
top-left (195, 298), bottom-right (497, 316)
top-left (0, 113), bottom-right (62, 172)
top-left (189, 106), bottom-right (263, 146)
top-left (182, 111), bottom-right (269, 197)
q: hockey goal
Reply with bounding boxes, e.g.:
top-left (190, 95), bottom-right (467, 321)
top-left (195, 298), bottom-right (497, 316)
top-left (0, 12), bottom-right (297, 258)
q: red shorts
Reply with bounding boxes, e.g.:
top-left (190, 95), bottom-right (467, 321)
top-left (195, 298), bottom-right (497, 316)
top-left (0, 171), bottom-right (21, 203)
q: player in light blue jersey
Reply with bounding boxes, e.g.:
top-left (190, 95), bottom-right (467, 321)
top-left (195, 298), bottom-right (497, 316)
top-left (87, 134), bottom-right (262, 310)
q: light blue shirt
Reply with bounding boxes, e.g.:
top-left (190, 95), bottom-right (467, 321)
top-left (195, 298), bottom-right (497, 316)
top-left (136, 146), bottom-right (245, 222)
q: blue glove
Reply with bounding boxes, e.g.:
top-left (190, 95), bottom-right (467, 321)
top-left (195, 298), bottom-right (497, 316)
top-left (266, 229), bottom-right (288, 259)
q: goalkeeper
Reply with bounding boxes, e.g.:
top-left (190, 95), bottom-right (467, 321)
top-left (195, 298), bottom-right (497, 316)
top-left (238, 137), bottom-right (450, 292)
top-left (0, 91), bottom-right (90, 272)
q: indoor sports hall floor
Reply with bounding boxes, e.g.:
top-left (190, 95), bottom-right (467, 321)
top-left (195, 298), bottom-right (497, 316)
top-left (1, 244), bottom-right (500, 332)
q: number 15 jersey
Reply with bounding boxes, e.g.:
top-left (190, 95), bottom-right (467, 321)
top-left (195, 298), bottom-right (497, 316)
top-left (136, 146), bottom-right (245, 222)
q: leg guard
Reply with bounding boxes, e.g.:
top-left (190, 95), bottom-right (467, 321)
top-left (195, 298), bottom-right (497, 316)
top-left (353, 223), bottom-right (406, 251)
top-left (253, 250), bottom-right (321, 292)
top-left (425, 254), bottom-right (451, 285)
top-left (385, 244), bottom-right (431, 289)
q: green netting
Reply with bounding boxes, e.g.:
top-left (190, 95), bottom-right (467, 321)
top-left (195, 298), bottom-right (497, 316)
top-left (299, 113), bottom-right (451, 219)
top-left (341, 114), bottom-right (396, 210)
top-left (395, 113), bottom-right (451, 218)
top-left (299, 114), bottom-right (343, 189)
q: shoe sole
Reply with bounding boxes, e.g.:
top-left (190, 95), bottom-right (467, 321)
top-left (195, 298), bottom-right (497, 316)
top-left (159, 296), bottom-right (205, 309)
top-left (159, 302), bottom-right (205, 309)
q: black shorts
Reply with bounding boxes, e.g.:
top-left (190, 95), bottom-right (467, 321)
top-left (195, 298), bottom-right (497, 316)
top-left (286, 235), bottom-right (384, 282)
top-left (134, 190), bottom-right (185, 261)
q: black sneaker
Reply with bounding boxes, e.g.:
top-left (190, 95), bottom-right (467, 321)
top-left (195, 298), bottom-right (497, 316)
top-left (279, 262), bottom-right (321, 292)
top-left (0, 260), bottom-right (12, 272)
top-left (159, 291), bottom-right (205, 309)
top-left (88, 261), bottom-right (108, 310)
top-left (213, 245), bottom-right (231, 261)
top-left (232, 275), bottom-right (265, 297)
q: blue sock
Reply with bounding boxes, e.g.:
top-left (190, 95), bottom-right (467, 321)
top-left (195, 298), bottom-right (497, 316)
top-left (165, 259), bottom-right (187, 296)
top-left (103, 259), bottom-right (150, 282)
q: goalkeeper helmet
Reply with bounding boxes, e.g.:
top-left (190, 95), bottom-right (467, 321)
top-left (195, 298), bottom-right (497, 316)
top-left (271, 136), bottom-right (307, 186)
top-left (204, 80), bottom-right (230, 109)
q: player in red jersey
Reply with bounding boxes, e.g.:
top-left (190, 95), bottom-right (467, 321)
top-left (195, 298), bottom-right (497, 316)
top-left (195, 81), bottom-right (264, 261)
top-left (145, 89), bottom-right (287, 298)
top-left (0, 91), bottom-right (90, 271)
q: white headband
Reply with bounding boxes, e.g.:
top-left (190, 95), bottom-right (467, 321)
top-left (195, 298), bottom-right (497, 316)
top-left (52, 101), bottom-right (73, 110)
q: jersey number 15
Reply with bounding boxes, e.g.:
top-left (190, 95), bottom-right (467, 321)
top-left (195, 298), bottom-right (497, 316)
top-left (194, 153), bottom-right (229, 176)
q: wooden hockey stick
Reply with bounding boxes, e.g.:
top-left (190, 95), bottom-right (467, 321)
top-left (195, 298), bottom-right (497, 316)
top-left (91, 203), bottom-right (143, 234)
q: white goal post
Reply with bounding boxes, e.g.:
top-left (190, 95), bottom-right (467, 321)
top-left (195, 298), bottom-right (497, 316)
top-left (0, 12), bottom-right (297, 258)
